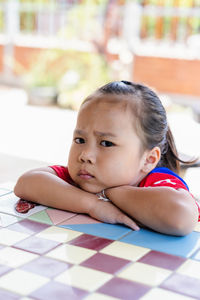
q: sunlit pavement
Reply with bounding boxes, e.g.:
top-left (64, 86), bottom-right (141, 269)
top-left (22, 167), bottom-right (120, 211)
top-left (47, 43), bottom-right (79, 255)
top-left (0, 86), bottom-right (200, 198)
top-left (0, 87), bottom-right (77, 164)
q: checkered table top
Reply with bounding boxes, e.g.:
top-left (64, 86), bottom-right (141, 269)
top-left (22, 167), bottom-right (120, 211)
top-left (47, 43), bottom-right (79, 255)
top-left (0, 185), bottom-right (200, 299)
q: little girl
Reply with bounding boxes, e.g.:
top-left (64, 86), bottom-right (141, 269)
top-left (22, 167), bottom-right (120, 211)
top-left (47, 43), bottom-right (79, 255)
top-left (14, 81), bottom-right (200, 236)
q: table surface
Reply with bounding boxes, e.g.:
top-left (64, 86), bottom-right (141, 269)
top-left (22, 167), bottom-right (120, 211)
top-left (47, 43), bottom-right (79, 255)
top-left (0, 176), bottom-right (200, 300)
top-left (0, 153), bottom-right (48, 184)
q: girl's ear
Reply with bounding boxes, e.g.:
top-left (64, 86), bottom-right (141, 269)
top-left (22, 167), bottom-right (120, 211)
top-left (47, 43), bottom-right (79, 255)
top-left (142, 147), bottom-right (161, 173)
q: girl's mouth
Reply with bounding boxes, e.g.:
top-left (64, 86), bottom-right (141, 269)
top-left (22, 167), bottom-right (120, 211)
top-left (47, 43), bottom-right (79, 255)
top-left (78, 170), bottom-right (94, 180)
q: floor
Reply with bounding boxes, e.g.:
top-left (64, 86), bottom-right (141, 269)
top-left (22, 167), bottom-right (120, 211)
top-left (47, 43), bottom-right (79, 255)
top-left (0, 183), bottom-right (200, 300)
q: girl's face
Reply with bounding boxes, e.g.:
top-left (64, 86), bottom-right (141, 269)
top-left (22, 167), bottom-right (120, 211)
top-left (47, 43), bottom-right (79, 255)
top-left (68, 97), bottom-right (148, 193)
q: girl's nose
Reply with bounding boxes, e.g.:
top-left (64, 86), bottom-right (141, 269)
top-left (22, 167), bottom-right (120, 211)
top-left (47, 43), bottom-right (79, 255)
top-left (78, 150), bottom-right (96, 164)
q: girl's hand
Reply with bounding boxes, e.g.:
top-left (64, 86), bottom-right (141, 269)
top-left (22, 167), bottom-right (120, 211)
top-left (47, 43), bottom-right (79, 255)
top-left (88, 199), bottom-right (140, 231)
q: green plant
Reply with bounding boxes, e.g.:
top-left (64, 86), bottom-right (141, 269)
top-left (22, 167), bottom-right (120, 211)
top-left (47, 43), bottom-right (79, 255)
top-left (57, 50), bottom-right (112, 110)
top-left (25, 48), bottom-right (112, 109)
top-left (25, 49), bottom-right (68, 88)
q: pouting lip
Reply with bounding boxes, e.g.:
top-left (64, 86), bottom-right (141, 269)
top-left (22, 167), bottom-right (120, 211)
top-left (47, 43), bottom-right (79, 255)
top-left (78, 170), bottom-right (94, 177)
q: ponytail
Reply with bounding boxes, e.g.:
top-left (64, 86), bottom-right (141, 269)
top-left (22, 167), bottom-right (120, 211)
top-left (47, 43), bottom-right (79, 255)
top-left (159, 127), bottom-right (180, 173)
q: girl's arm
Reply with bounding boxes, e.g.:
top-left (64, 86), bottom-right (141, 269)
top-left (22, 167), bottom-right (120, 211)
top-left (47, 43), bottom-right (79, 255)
top-left (14, 168), bottom-right (139, 230)
top-left (105, 186), bottom-right (199, 236)
top-left (14, 167), bottom-right (95, 213)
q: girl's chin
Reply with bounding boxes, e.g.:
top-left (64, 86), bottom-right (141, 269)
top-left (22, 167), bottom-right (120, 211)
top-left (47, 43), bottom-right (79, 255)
top-left (80, 185), bottom-right (104, 194)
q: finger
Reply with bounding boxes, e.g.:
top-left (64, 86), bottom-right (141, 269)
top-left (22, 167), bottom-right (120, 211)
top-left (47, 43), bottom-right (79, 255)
top-left (118, 214), bottom-right (140, 231)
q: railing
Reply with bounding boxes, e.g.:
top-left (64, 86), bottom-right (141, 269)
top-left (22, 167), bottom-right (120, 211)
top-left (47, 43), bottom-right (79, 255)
top-left (0, 1), bottom-right (199, 47)
top-left (123, 1), bottom-right (200, 58)
top-left (0, 0), bottom-right (110, 79)
top-left (140, 2), bottom-right (200, 42)
top-left (0, 0), bottom-right (200, 81)
top-left (0, 1), bottom-right (107, 44)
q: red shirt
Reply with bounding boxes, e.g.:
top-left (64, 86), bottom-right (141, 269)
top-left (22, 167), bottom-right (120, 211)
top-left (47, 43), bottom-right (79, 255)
top-left (139, 167), bottom-right (189, 190)
top-left (50, 165), bottom-right (200, 221)
top-left (50, 165), bottom-right (74, 184)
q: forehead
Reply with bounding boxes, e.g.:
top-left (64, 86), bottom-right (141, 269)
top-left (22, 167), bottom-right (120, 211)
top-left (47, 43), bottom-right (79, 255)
top-left (83, 93), bottom-right (134, 106)
top-left (75, 96), bottom-right (141, 142)
top-left (80, 94), bottom-right (135, 114)
top-left (78, 96), bottom-right (132, 122)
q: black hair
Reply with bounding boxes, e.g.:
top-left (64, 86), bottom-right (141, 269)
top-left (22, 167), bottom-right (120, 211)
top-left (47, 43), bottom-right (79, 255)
top-left (84, 80), bottom-right (195, 173)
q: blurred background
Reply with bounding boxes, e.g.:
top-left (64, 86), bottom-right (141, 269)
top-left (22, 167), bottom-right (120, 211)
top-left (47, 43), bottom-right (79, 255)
top-left (0, 0), bottom-right (200, 197)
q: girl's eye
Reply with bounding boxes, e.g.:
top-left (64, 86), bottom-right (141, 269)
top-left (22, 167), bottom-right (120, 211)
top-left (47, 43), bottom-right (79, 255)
top-left (100, 140), bottom-right (114, 147)
top-left (74, 137), bottom-right (85, 144)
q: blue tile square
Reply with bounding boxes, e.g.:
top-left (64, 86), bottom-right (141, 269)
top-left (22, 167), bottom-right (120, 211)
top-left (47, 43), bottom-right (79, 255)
top-left (59, 223), bottom-right (132, 240)
top-left (120, 229), bottom-right (200, 258)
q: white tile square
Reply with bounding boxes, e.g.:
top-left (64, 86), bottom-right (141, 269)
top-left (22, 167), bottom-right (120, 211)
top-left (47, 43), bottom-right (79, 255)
top-left (100, 241), bottom-right (150, 261)
top-left (36, 226), bottom-right (82, 243)
top-left (0, 247), bottom-right (38, 267)
top-left (0, 269), bottom-right (49, 296)
top-left (176, 259), bottom-right (200, 279)
top-left (55, 265), bottom-right (112, 292)
top-left (0, 213), bottom-right (21, 227)
top-left (46, 244), bottom-right (96, 264)
top-left (118, 262), bottom-right (171, 286)
top-left (0, 228), bottom-right (29, 245)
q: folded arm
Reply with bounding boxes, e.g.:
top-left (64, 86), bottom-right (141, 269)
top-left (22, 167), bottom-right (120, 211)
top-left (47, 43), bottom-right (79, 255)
top-left (105, 186), bottom-right (199, 236)
top-left (14, 167), bottom-right (95, 213)
top-left (14, 167), bottom-right (139, 230)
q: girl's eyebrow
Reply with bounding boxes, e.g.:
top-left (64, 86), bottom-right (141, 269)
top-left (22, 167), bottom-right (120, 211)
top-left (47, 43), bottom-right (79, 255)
top-left (94, 131), bottom-right (117, 138)
top-left (74, 129), bottom-right (117, 138)
top-left (74, 129), bottom-right (85, 136)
